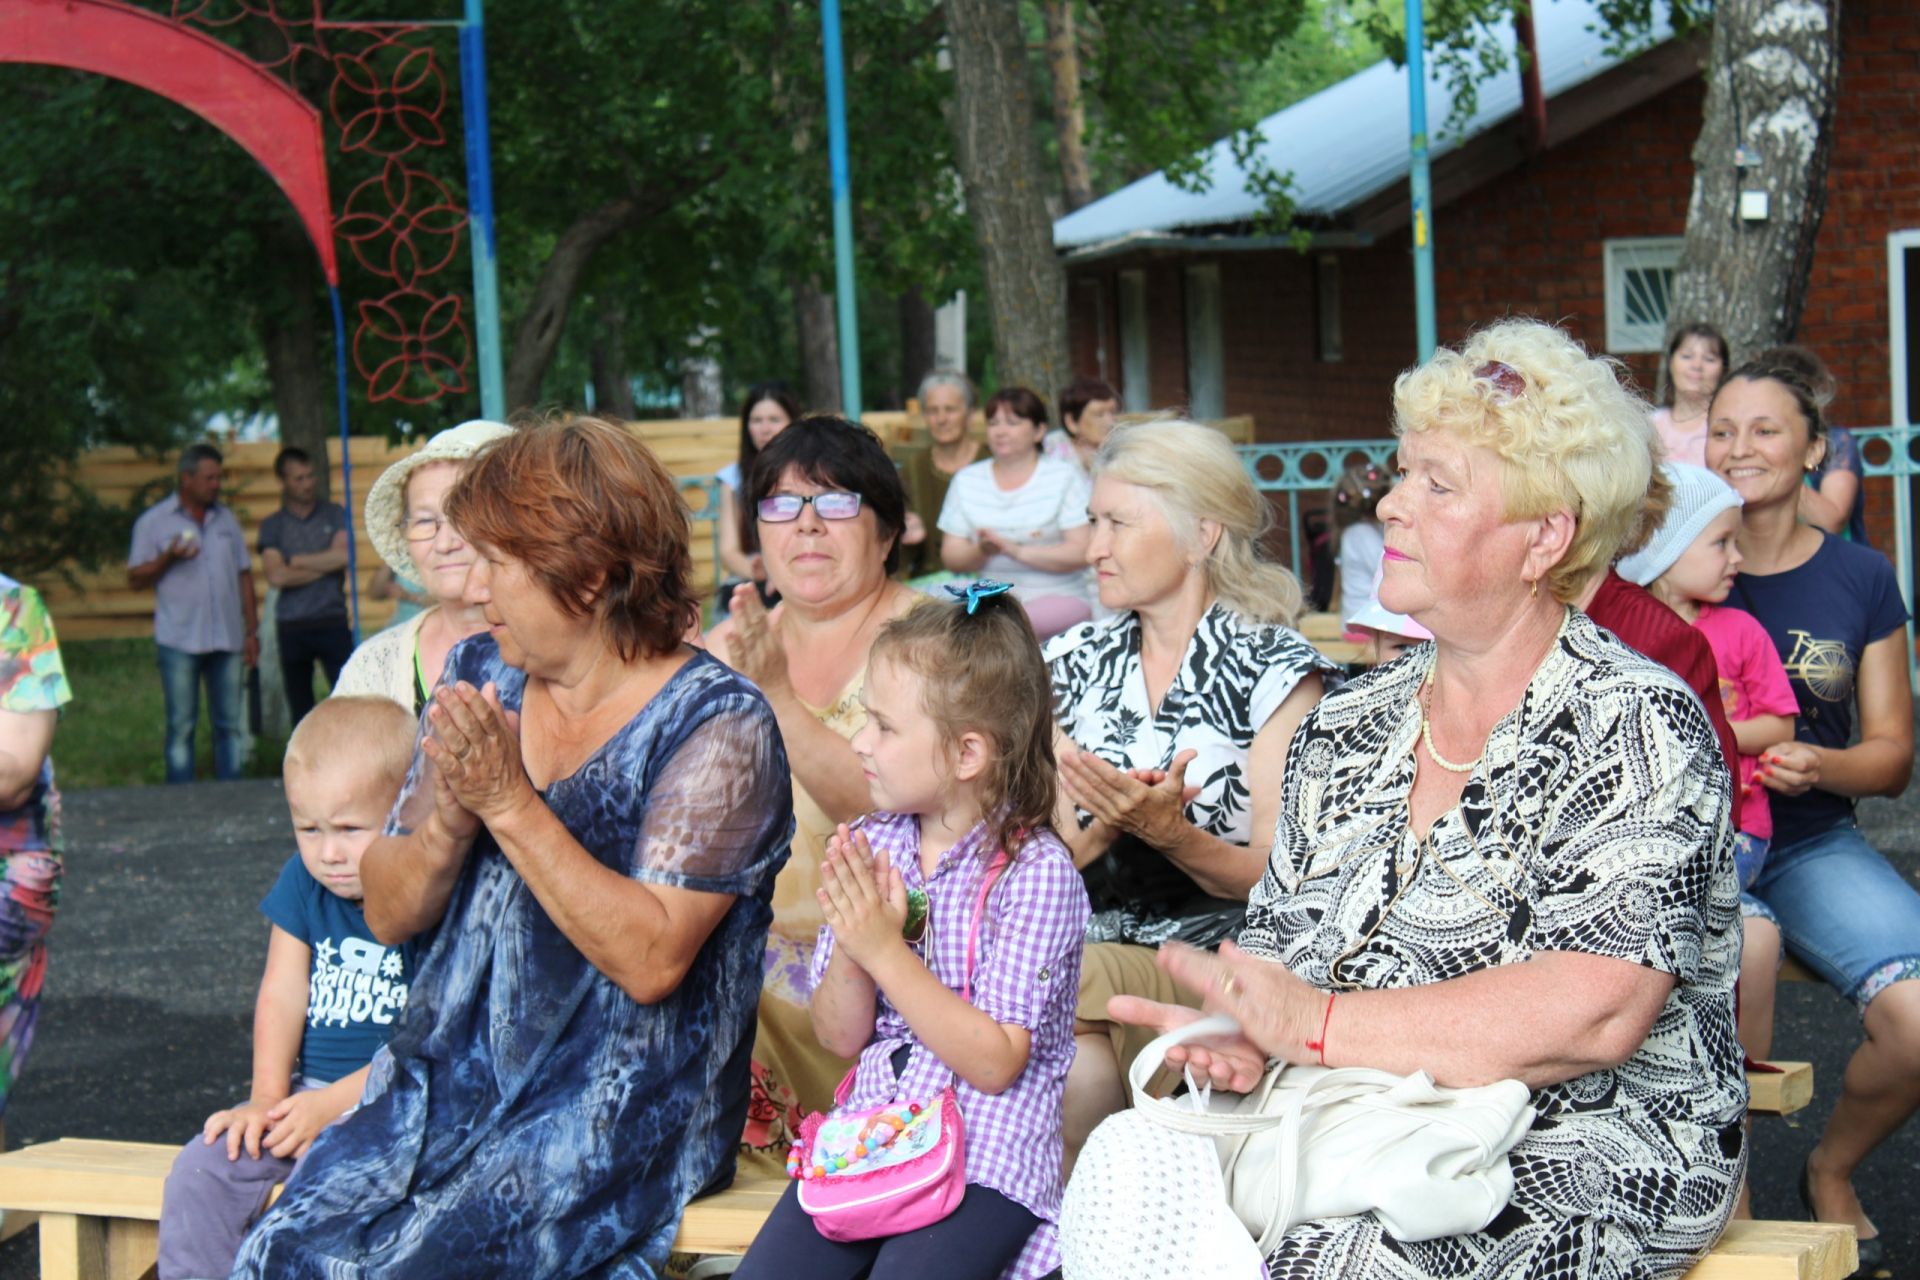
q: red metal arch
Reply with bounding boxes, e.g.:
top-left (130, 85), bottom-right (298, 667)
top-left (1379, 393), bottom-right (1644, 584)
top-left (0, 0), bottom-right (338, 284)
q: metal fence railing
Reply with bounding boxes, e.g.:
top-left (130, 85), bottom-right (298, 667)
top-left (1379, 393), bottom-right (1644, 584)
top-left (1240, 430), bottom-right (1920, 681)
top-left (1236, 440), bottom-right (1398, 582)
top-left (682, 429), bottom-right (1920, 678)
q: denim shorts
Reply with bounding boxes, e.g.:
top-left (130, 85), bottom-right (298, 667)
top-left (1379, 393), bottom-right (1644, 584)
top-left (1749, 818), bottom-right (1920, 1013)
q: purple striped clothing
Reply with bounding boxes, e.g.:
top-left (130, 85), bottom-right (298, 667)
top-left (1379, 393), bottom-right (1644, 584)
top-left (809, 812), bottom-right (1089, 1279)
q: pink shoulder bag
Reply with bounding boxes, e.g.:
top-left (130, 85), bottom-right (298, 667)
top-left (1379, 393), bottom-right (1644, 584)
top-left (785, 850), bottom-right (1010, 1242)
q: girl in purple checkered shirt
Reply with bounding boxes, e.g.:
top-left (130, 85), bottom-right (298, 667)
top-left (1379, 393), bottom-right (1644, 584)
top-left (733, 588), bottom-right (1092, 1280)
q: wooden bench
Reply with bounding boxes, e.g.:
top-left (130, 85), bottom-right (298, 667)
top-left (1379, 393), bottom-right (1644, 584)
top-left (1781, 954), bottom-right (1818, 984)
top-left (1297, 610), bottom-right (1369, 666)
top-left (0, 1139), bottom-right (783, 1278)
top-left (0, 1139), bottom-right (1856, 1280)
top-left (1747, 1061), bottom-right (1815, 1116)
top-left (1683, 1220), bottom-right (1856, 1280)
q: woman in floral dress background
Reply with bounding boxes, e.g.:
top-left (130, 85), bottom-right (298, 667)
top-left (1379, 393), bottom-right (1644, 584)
top-left (0, 571), bottom-right (71, 1146)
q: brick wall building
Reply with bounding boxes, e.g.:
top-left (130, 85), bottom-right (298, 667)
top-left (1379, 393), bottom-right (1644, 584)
top-left (1059, 1), bottom-right (1920, 546)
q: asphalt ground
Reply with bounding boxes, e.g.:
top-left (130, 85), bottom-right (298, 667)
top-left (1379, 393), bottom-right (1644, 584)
top-left (2, 772), bottom-right (1918, 1279)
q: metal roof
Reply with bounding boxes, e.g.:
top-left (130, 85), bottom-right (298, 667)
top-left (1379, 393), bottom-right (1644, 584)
top-left (1053, 0), bottom-right (1677, 249)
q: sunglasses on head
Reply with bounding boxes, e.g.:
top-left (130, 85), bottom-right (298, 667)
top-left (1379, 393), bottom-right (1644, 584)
top-left (756, 491), bottom-right (864, 523)
top-left (1473, 360), bottom-right (1528, 403)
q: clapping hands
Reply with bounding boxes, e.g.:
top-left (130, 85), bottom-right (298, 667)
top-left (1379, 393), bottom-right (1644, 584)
top-left (421, 681), bottom-right (530, 826)
top-left (1060, 746), bottom-right (1202, 849)
top-left (818, 823), bottom-right (908, 970)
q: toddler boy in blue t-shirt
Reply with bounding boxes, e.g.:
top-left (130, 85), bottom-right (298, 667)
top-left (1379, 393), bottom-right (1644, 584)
top-left (158, 695), bottom-right (419, 1280)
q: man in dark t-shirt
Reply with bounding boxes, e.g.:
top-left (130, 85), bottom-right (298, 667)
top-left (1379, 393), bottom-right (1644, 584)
top-left (259, 447), bottom-right (355, 725)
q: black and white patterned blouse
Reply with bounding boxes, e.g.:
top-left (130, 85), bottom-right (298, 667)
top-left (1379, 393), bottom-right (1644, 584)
top-left (1046, 603), bottom-right (1338, 947)
top-left (1242, 610), bottom-right (1745, 1279)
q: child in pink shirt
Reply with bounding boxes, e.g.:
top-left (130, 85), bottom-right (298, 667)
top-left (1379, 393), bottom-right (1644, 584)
top-left (1620, 464), bottom-right (1798, 1063)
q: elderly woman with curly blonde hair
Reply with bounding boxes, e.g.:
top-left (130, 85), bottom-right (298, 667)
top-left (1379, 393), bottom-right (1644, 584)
top-left (1108, 320), bottom-right (1744, 1279)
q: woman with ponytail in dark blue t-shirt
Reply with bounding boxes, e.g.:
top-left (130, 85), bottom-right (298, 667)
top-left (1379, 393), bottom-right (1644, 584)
top-left (1709, 359), bottom-right (1915, 1273)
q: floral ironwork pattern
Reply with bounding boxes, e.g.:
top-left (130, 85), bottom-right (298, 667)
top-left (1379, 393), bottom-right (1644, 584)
top-left (167, 1), bottom-right (474, 407)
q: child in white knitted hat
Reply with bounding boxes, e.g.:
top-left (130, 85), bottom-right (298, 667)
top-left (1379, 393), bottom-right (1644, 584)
top-left (1619, 463), bottom-right (1798, 1060)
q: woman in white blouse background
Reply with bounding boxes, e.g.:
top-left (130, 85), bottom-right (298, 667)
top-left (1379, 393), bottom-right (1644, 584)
top-left (939, 386), bottom-right (1093, 639)
top-left (1044, 419), bottom-right (1333, 1171)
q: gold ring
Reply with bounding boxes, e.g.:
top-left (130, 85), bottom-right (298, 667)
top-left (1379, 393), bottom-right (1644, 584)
top-left (1220, 974), bottom-right (1239, 998)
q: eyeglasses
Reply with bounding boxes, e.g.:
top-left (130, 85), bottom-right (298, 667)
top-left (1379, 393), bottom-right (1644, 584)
top-left (756, 491), bottom-right (864, 523)
top-left (403, 514), bottom-right (450, 543)
top-left (1473, 360), bottom-right (1527, 403)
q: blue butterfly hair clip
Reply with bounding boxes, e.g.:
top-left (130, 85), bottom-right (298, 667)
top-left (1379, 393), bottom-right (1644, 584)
top-left (945, 579), bottom-right (1013, 615)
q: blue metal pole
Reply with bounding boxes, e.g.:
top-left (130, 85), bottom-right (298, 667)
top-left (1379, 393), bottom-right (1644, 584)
top-left (821, 0), bottom-right (862, 417)
top-left (1405, 0), bottom-right (1437, 359)
top-left (460, 0), bottom-right (506, 418)
top-left (329, 286), bottom-right (361, 642)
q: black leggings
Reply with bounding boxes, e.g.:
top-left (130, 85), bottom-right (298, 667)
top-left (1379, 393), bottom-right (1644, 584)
top-left (731, 1180), bottom-right (1041, 1280)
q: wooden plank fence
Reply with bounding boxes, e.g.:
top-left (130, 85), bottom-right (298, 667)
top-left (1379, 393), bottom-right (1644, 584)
top-left (34, 412), bottom-right (1255, 643)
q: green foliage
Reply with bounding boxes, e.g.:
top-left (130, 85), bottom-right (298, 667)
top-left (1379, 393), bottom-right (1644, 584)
top-left (490, 0), bottom-right (978, 409)
top-left (1240, 0), bottom-right (1395, 118)
top-left (52, 637), bottom-right (286, 788)
top-left (1065, 0), bottom-right (1387, 231)
top-left (0, 66), bottom-right (279, 577)
top-left (1077, 0), bottom-right (1308, 189)
top-left (1344, 0), bottom-right (1702, 137)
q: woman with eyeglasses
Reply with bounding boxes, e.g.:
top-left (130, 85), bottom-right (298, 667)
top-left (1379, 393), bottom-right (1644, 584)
top-left (334, 421), bottom-right (515, 713)
top-left (1094, 321), bottom-right (1744, 1278)
top-left (704, 415), bottom-right (923, 1172)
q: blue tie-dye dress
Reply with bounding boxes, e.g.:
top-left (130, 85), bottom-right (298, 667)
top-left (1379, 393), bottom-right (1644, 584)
top-left (233, 638), bottom-right (793, 1279)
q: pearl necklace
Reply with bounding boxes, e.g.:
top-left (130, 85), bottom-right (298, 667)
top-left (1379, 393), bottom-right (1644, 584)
top-left (1418, 677), bottom-right (1484, 774)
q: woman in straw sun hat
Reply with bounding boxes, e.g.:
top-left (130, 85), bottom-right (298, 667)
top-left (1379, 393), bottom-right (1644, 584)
top-left (331, 420), bottom-right (513, 713)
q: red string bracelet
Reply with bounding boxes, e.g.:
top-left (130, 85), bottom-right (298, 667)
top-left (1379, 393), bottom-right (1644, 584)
top-left (1304, 992), bottom-right (1336, 1067)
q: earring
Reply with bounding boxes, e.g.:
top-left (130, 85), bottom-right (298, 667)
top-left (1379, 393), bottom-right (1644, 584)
top-left (1529, 578), bottom-right (1539, 600)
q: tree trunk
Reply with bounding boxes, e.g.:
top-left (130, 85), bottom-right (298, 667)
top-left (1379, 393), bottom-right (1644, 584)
top-left (1043, 0), bottom-right (1095, 211)
top-left (1668, 0), bottom-right (1841, 357)
top-left (898, 289), bottom-right (937, 406)
top-left (504, 196), bottom-right (645, 412)
top-left (258, 218), bottom-right (333, 501)
top-left (681, 326), bottom-right (725, 418)
top-left (590, 304), bottom-right (637, 420)
top-left (944, 0), bottom-right (1071, 400)
top-left (793, 276), bottom-right (842, 412)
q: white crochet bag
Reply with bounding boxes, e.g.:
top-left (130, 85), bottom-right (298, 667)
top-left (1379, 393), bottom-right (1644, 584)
top-left (1060, 1015), bottom-right (1537, 1276)
top-left (1059, 1062), bottom-right (1269, 1279)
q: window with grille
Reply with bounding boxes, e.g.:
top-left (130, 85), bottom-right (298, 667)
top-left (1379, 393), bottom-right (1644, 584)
top-left (1604, 237), bottom-right (1684, 353)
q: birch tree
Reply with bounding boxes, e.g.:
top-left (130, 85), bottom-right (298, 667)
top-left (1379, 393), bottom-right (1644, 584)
top-left (1667, 0), bottom-right (1841, 354)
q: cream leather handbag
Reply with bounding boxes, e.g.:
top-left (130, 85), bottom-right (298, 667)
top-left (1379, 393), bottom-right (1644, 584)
top-left (1060, 1015), bottom-right (1536, 1275)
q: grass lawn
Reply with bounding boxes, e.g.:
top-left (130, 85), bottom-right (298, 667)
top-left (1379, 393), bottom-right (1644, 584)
top-left (54, 638), bottom-right (289, 789)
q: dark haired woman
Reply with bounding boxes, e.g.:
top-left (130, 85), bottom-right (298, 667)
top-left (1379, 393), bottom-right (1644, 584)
top-left (939, 387), bottom-right (1093, 639)
top-left (1749, 343), bottom-right (1871, 544)
top-left (705, 415), bottom-right (924, 1170)
top-left (236, 417), bottom-right (793, 1278)
top-left (1652, 322), bottom-right (1730, 466)
top-left (1043, 374), bottom-right (1120, 474)
top-left (717, 382), bottom-right (803, 615)
top-left (1708, 362), bottom-right (1916, 1270)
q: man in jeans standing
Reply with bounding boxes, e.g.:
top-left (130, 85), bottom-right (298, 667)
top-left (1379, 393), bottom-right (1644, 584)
top-left (258, 447), bottom-right (355, 726)
top-left (127, 443), bottom-right (259, 783)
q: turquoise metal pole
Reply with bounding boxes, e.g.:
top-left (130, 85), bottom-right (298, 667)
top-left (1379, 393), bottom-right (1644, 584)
top-left (461, 0), bottom-right (506, 418)
top-left (1405, 0), bottom-right (1437, 359)
top-left (821, 0), bottom-right (862, 416)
